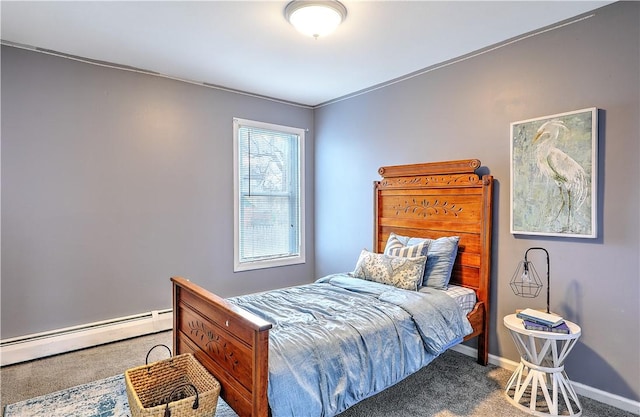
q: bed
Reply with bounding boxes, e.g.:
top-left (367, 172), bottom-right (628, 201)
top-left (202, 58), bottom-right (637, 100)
top-left (171, 158), bottom-right (494, 417)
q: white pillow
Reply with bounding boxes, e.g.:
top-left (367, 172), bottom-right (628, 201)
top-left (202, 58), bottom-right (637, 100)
top-left (352, 249), bottom-right (426, 291)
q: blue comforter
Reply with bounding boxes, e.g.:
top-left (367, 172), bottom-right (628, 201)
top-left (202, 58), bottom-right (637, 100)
top-left (228, 274), bottom-right (472, 417)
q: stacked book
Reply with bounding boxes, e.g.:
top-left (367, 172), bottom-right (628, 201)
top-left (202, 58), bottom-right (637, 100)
top-left (516, 308), bottom-right (570, 334)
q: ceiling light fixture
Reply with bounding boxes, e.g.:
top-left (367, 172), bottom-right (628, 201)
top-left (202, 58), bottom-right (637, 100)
top-left (285, 0), bottom-right (347, 39)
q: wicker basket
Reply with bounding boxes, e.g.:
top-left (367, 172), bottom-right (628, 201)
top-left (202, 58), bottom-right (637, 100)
top-left (125, 344), bottom-right (220, 417)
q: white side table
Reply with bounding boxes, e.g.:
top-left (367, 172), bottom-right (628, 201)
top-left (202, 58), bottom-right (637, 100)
top-left (503, 314), bottom-right (582, 416)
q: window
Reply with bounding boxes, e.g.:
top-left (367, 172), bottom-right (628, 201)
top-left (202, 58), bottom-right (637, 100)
top-left (233, 118), bottom-right (305, 271)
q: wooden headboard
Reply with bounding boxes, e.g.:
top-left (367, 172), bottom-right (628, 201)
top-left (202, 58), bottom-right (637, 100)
top-left (374, 159), bottom-right (493, 363)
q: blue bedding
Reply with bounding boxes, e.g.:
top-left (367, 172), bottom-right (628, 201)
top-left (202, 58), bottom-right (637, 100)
top-left (228, 273), bottom-right (473, 417)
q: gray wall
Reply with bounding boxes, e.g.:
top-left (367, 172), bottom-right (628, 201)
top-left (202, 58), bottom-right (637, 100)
top-left (314, 2), bottom-right (639, 401)
top-left (1, 46), bottom-right (315, 338)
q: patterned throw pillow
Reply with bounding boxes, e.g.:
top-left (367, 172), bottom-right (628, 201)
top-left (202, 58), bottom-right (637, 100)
top-left (383, 233), bottom-right (460, 290)
top-left (352, 249), bottom-right (426, 291)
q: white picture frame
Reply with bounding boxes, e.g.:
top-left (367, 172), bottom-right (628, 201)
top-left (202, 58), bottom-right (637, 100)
top-left (510, 108), bottom-right (598, 238)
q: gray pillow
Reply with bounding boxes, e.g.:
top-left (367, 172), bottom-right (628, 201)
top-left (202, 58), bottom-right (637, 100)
top-left (423, 236), bottom-right (459, 289)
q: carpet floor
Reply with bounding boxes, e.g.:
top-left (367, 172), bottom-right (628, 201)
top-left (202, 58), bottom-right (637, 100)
top-left (1, 330), bottom-right (636, 416)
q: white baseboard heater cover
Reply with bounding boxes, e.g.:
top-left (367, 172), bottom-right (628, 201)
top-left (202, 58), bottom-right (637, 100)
top-left (0, 309), bottom-right (173, 366)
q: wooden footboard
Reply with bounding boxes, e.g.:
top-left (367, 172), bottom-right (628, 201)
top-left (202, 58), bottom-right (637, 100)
top-left (172, 276), bottom-right (271, 417)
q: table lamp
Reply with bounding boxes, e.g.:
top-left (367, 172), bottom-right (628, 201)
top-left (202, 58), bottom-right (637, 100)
top-left (509, 247), bottom-right (550, 314)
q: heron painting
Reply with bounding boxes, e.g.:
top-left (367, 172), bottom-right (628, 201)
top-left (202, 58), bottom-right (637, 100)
top-left (511, 108), bottom-right (598, 238)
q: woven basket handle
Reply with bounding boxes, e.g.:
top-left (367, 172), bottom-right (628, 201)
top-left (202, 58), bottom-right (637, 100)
top-left (145, 344), bottom-right (172, 365)
top-left (163, 383), bottom-right (199, 417)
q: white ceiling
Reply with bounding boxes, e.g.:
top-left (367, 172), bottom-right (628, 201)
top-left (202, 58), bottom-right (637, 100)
top-left (1, 1), bottom-right (615, 107)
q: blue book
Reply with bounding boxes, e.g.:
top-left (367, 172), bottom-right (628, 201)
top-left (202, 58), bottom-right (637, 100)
top-left (523, 319), bottom-right (570, 334)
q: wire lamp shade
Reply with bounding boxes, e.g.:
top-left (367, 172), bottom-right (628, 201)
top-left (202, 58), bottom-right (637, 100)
top-left (509, 247), bottom-right (550, 313)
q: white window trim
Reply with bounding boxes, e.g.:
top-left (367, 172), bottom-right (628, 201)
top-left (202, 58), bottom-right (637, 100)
top-left (233, 118), bottom-right (306, 272)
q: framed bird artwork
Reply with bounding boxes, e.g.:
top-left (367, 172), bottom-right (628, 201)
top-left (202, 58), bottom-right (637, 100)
top-left (510, 108), bottom-right (598, 238)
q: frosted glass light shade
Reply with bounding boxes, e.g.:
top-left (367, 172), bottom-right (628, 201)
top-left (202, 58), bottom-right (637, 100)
top-left (285, 1), bottom-right (347, 38)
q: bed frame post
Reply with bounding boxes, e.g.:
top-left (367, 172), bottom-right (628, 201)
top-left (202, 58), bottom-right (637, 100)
top-left (477, 173), bottom-right (493, 365)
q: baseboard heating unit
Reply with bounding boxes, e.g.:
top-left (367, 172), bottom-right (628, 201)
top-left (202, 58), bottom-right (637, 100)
top-left (0, 309), bottom-right (172, 366)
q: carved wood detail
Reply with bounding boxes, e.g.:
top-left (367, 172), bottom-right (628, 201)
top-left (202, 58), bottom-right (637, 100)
top-left (379, 173), bottom-right (481, 189)
top-left (395, 198), bottom-right (463, 217)
top-left (189, 320), bottom-right (239, 370)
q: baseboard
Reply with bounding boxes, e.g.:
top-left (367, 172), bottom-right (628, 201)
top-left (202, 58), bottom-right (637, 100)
top-left (450, 344), bottom-right (640, 415)
top-left (0, 309), bottom-right (173, 366)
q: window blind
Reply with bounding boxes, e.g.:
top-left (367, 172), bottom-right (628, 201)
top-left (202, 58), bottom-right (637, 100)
top-left (237, 123), bottom-right (302, 265)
